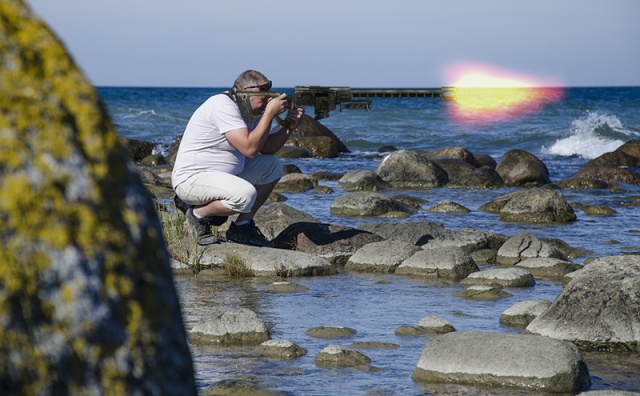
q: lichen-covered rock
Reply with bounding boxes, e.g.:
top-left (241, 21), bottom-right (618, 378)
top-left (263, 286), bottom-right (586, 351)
top-left (0, 1), bottom-right (195, 393)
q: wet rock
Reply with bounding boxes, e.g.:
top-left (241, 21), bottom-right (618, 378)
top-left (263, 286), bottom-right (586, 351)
top-left (273, 173), bottom-right (318, 193)
top-left (426, 146), bottom-right (482, 167)
top-left (417, 316), bottom-right (456, 333)
top-left (305, 326), bottom-right (357, 338)
top-left (454, 166), bottom-right (505, 189)
top-left (256, 339), bottom-right (307, 359)
top-left (312, 171), bottom-right (344, 181)
top-left (189, 308), bottom-right (269, 345)
top-left (330, 191), bottom-right (411, 217)
top-left (500, 299), bottom-right (552, 328)
top-left (202, 378), bottom-right (281, 396)
top-left (412, 331), bottom-right (591, 393)
top-left (581, 149), bottom-right (640, 169)
top-left (556, 177), bottom-right (609, 190)
top-left (272, 222), bottom-right (384, 265)
top-left (348, 341), bottom-right (399, 349)
top-left (338, 170), bottom-right (390, 191)
top-left (140, 153), bottom-right (166, 167)
top-left (253, 202), bottom-right (319, 240)
top-left (497, 188), bottom-right (577, 223)
top-left (313, 185), bottom-right (334, 194)
top-left (374, 150), bottom-right (449, 188)
top-left (314, 345), bottom-right (372, 369)
top-left (526, 255), bottom-right (640, 352)
top-left (453, 285), bottom-right (513, 299)
top-left (582, 205), bottom-right (617, 215)
top-left (120, 137), bottom-right (156, 163)
top-left (395, 325), bottom-right (430, 336)
top-left (345, 240), bottom-right (421, 273)
top-left (574, 166), bottom-right (640, 185)
top-left (616, 139), bottom-right (640, 159)
top-left (286, 136), bottom-right (339, 158)
top-left (497, 232), bottom-right (569, 265)
top-left (0, 2), bottom-right (195, 393)
top-left (516, 257), bottom-right (583, 278)
top-left (495, 149), bottom-right (551, 187)
top-left (275, 145), bottom-right (312, 158)
top-left (460, 268), bottom-right (535, 288)
top-left (427, 200), bottom-right (470, 214)
top-left (395, 247), bottom-right (479, 281)
top-left (266, 281), bottom-right (309, 293)
top-left (282, 163), bottom-right (302, 174)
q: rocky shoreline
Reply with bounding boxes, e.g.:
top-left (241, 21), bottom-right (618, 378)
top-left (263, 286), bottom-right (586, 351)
top-left (135, 130), bottom-right (640, 394)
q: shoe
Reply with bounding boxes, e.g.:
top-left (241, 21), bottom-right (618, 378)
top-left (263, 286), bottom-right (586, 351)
top-left (225, 220), bottom-right (274, 248)
top-left (186, 208), bottom-right (219, 246)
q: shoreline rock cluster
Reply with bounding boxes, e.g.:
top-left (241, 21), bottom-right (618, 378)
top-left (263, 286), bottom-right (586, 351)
top-left (138, 129), bottom-right (640, 393)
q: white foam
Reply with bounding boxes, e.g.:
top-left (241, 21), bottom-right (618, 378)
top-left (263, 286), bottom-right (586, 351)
top-left (542, 112), bottom-right (638, 159)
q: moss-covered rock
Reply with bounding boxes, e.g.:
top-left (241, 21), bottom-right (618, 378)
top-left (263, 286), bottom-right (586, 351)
top-left (0, 1), bottom-right (195, 393)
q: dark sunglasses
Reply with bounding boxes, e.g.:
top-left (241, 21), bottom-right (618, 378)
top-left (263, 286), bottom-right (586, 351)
top-left (244, 80), bottom-right (272, 92)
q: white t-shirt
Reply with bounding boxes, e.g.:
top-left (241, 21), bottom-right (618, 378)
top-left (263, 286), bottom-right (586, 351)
top-left (171, 93), bottom-right (265, 189)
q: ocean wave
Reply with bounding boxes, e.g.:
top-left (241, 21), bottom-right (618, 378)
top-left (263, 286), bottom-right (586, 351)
top-left (541, 111), bottom-right (639, 159)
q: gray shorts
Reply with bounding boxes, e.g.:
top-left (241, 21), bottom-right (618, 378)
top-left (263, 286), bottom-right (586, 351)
top-left (175, 154), bottom-right (283, 213)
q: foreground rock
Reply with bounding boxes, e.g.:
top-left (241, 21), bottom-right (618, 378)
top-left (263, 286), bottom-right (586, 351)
top-left (526, 255), bottom-right (640, 352)
top-left (0, 2), bottom-right (195, 393)
top-left (412, 331), bottom-right (591, 393)
top-left (189, 308), bottom-right (269, 345)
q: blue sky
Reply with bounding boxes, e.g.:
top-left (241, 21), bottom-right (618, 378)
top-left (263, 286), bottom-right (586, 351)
top-left (27, 0), bottom-right (640, 88)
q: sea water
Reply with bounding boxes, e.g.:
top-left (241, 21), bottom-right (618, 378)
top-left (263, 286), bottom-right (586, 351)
top-left (100, 86), bottom-right (640, 394)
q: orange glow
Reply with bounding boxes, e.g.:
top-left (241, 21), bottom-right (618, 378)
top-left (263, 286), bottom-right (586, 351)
top-left (444, 63), bottom-right (564, 123)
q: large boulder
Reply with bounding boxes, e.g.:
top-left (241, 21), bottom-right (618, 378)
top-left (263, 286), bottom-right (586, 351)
top-left (374, 150), bottom-right (449, 188)
top-left (412, 331), bottom-right (591, 393)
top-left (573, 166), bottom-right (640, 185)
top-left (525, 255), bottom-right (640, 352)
top-left (290, 114), bottom-right (349, 153)
top-left (495, 149), bottom-right (551, 186)
top-left (0, 1), bottom-right (196, 393)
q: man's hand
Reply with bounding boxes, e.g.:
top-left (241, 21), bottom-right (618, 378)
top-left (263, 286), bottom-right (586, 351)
top-left (264, 93), bottom-right (288, 118)
top-left (284, 106), bottom-right (305, 131)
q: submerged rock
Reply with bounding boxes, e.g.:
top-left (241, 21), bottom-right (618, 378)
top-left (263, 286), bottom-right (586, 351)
top-left (189, 308), bottom-right (269, 345)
